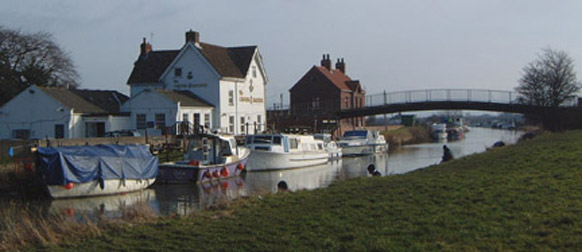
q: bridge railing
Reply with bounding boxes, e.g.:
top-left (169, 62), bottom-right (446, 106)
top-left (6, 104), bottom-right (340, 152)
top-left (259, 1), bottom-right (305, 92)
top-left (365, 89), bottom-right (519, 107)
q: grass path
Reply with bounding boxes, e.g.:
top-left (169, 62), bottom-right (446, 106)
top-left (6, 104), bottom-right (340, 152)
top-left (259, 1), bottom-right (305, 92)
top-left (43, 130), bottom-right (582, 251)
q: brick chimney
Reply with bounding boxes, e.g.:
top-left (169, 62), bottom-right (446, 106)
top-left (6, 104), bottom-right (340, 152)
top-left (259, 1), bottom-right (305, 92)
top-left (335, 58), bottom-right (346, 73)
top-left (320, 54), bottom-right (331, 71)
top-left (185, 29), bottom-right (200, 44)
top-left (140, 37), bottom-right (152, 55)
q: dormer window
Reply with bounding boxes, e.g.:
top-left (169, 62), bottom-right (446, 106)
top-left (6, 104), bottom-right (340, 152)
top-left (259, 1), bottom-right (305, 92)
top-left (175, 68), bottom-right (182, 77)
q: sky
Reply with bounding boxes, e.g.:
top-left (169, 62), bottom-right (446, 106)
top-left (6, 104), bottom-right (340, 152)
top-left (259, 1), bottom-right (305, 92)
top-left (2, 0), bottom-right (582, 106)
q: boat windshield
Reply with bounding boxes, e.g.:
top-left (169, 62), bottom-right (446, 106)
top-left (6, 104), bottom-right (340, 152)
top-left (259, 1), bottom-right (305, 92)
top-left (248, 135), bottom-right (282, 145)
top-left (343, 130), bottom-right (367, 138)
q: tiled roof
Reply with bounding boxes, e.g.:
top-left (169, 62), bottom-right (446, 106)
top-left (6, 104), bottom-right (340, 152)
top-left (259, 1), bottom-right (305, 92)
top-left (127, 50), bottom-right (180, 84)
top-left (38, 87), bottom-right (107, 113)
top-left (155, 89), bottom-right (214, 107)
top-left (71, 89), bottom-right (129, 113)
top-left (127, 42), bottom-right (257, 84)
top-left (315, 66), bottom-right (353, 91)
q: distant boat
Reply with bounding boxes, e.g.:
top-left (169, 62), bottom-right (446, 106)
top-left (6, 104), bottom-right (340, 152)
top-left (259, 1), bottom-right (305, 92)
top-left (245, 134), bottom-right (329, 171)
top-left (431, 123), bottom-right (448, 140)
top-left (157, 133), bottom-right (250, 183)
top-left (338, 130), bottom-right (388, 156)
top-left (36, 144), bottom-right (158, 199)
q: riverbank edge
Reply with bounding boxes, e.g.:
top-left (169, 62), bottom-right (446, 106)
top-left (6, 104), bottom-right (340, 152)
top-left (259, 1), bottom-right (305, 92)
top-left (21, 129), bottom-right (582, 250)
top-left (380, 125), bottom-right (432, 151)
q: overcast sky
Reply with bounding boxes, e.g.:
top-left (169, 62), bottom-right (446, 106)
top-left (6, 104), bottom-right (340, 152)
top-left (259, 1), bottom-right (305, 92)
top-left (2, 0), bottom-right (581, 105)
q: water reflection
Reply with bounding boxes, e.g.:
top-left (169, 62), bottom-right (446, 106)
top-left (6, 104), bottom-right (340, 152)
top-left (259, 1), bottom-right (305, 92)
top-left (245, 160), bottom-right (343, 193)
top-left (152, 176), bottom-right (248, 216)
top-left (49, 189), bottom-right (156, 220)
top-left (36, 127), bottom-right (522, 218)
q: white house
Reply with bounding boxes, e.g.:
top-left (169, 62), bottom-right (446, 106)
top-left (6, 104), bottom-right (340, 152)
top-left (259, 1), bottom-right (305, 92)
top-left (126, 30), bottom-right (268, 135)
top-left (0, 85), bottom-right (130, 139)
top-left (121, 89), bottom-right (213, 136)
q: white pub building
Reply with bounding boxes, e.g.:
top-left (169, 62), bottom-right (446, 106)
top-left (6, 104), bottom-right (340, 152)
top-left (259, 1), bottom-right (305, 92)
top-left (125, 30), bottom-right (268, 135)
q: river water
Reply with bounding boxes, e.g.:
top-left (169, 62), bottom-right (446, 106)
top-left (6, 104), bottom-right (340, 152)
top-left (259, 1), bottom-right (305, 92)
top-left (20, 127), bottom-right (524, 219)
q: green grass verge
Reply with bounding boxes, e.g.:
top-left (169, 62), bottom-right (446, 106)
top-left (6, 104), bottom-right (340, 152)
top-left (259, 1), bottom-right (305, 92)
top-left (38, 130), bottom-right (582, 250)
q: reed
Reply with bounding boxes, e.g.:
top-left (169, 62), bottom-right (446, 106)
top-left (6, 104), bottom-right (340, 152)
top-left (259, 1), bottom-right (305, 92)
top-left (0, 201), bottom-right (101, 250)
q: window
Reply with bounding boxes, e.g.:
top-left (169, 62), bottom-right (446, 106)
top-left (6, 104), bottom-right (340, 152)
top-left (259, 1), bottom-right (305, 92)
top-left (228, 116), bottom-right (235, 133)
top-left (55, 124), bottom-right (65, 139)
top-left (257, 115), bottom-right (262, 132)
top-left (187, 71), bottom-right (193, 80)
top-left (182, 113), bottom-right (189, 123)
top-left (136, 114), bottom-right (147, 129)
top-left (204, 113), bottom-right (210, 128)
top-left (252, 66), bottom-right (257, 78)
top-left (155, 113), bottom-right (165, 129)
top-left (12, 129), bottom-right (30, 140)
top-left (194, 113), bottom-right (200, 128)
top-left (175, 68), bottom-right (182, 77)
top-left (228, 90), bottom-right (234, 106)
top-left (312, 97), bottom-right (320, 109)
top-left (289, 138), bottom-right (298, 149)
top-left (344, 97), bottom-right (349, 109)
top-left (240, 116), bottom-right (246, 133)
top-left (85, 122), bottom-right (104, 138)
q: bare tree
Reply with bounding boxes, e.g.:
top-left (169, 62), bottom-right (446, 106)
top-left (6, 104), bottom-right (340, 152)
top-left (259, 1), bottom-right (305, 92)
top-left (516, 48), bottom-right (580, 107)
top-left (0, 26), bottom-right (79, 104)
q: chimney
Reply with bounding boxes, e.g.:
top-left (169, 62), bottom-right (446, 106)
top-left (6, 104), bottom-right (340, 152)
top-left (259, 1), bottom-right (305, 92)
top-left (185, 29), bottom-right (199, 44)
top-left (140, 37), bottom-right (152, 55)
top-left (320, 54), bottom-right (331, 71)
top-left (335, 58), bottom-right (346, 73)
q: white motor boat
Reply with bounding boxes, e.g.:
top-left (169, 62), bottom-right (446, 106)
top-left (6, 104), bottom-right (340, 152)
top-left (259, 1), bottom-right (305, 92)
top-left (158, 133), bottom-right (250, 183)
top-left (245, 134), bottom-right (329, 171)
top-left (314, 133), bottom-right (342, 161)
top-left (338, 130), bottom-right (388, 156)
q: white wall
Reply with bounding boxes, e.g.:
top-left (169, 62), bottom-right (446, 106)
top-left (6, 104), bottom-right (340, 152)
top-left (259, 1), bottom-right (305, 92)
top-left (123, 90), bottom-right (212, 136)
top-left (0, 86), bottom-right (71, 139)
top-left (218, 53), bottom-right (267, 135)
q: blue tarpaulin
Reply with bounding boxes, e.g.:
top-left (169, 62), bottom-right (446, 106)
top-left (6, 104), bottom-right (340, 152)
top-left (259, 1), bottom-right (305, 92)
top-left (37, 144), bottom-right (158, 186)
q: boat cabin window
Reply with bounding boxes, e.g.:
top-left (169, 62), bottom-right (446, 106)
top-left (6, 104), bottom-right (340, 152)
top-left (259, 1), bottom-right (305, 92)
top-left (273, 136), bottom-right (282, 145)
top-left (219, 140), bottom-right (233, 156)
top-left (343, 130), bottom-right (367, 138)
top-left (253, 136), bottom-right (273, 144)
top-left (289, 138), bottom-right (298, 149)
top-left (317, 143), bottom-right (324, 150)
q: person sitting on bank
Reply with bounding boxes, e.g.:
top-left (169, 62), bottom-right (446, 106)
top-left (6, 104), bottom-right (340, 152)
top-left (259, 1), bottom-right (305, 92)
top-left (442, 145), bottom-right (454, 163)
top-left (367, 164), bottom-right (382, 177)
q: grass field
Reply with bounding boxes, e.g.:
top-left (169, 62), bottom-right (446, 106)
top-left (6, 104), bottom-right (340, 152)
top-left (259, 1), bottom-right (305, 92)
top-left (25, 130), bottom-right (582, 250)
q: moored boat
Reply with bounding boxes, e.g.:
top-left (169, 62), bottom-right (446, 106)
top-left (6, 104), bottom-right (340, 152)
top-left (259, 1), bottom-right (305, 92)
top-left (157, 133), bottom-right (250, 183)
top-left (431, 123), bottom-right (448, 140)
top-left (245, 134), bottom-right (329, 171)
top-left (314, 133), bottom-right (342, 161)
top-left (36, 144), bottom-right (158, 199)
top-left (338, 130), bottom-right (388, 156)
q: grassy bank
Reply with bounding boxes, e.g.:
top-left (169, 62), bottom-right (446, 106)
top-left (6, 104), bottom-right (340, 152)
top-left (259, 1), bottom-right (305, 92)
top-left (24, 130), bottom-right (582, 250)
top-left (382, 126), bottom-right (432, 150)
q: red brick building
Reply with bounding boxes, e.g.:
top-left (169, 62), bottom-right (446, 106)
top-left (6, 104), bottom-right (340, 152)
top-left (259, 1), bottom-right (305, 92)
top-left (282, 54), bottom-right (365, 137)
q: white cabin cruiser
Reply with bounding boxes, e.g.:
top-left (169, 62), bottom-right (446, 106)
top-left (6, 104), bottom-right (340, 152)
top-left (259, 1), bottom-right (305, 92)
top-left (314, 133), bottom-right (342, 161)
top-left (245, 134), bottom-right (329, 171)
top-left (338, 130), bottom-right (388, 156)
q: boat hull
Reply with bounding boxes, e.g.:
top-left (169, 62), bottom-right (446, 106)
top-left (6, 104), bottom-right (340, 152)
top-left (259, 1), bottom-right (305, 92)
top-left (246, 150), bottom-right (329, 171)
top-left (342, 144), bottom-right (388, 156)
top-left (157, 158), bottom-right (248, 184)
top-left (47, 178), bottom-right (156, 199)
